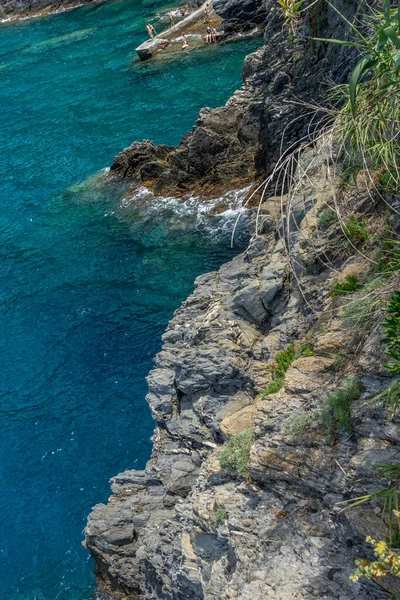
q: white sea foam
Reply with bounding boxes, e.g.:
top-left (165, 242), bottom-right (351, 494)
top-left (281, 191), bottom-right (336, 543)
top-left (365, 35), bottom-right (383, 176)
top-left (118, 185), bottom-right (251, 242)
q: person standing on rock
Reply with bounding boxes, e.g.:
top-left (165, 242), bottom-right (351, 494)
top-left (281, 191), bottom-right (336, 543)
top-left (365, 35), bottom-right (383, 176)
top-left (168, 11), bottom-right (175, 26)
top-left (204, 3), bottom-right (210, 23)
top-left (146, 23), bottom-right (157, 39)
top-left (179, 6), bottom-right (185, 17)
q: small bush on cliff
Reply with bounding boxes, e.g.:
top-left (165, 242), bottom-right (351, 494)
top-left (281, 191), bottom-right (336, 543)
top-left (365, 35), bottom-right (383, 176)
top-left (382, 290), bottom-right (400, 374)
top-left (218, 429), bottom-right (255, 480)
top-left (375, 290), bottom-right (400, 418)
top-left (319, 0), bottom-right (400, 190)
top-left (319, 208), bottom-right (338, 229)
top-left (343, 216), bottom-right (369, 245)
top-left (329, 274), bottom-right (363, 298)
top-left (263, 342), bottom-right (296, 395)
top-left (321, 377), bottom-right (363, 441)
top-left (215, 506), bottom-right (228, 525)
top-left (351, 536), bottom-right (400, 583)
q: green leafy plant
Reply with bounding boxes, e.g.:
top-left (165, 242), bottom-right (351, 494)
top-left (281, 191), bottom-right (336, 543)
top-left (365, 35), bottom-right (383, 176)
top-left (278, 0), bottom-right (305, 21)
top-left (218, 429), bottom-right (255, 480)
top-left (317, 0), bottom-right (400, 189)
top-left (215, 506), bottom-right (228, 525)
top-left (321, 377), bottom-right (363, 441)
top-left (351, 536), bottom-right (400, 582)
top-left (329, 274), bottom-right (363, 298)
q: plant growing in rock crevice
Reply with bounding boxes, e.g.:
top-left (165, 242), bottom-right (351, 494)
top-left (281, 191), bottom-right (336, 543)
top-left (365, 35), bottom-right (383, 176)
top-left (320, 0), bottom-right (400, 190)
top-left (215, 506), bottom-right (228, 525)
top-left (262, 341), bottom-right (314, 396)
top-left (218, 429), bottom-right (255, 480)
top-left (329, 274), bottom-right (363, 298)
top-left (321, 377), bottom-right (363, 441)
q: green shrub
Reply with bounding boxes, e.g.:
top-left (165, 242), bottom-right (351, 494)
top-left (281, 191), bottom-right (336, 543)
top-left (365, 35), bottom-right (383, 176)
top-left (329, 274), bottom-right (363, 298)
top-left (343, 216), bottom-right (369, 244)
top-left (297, 342), bottom-right (314, 357)
top-left (319, 0), bottom-right (400, 190)
top-left (264, 375), bottom-right (285, 395)
top-left (321, 377), bottom-right (363, 441)
top-left (263, 342), bottom-right (296, 395)
top-left (382, 290), bottom-right (400, 374)
top-left (218, 429), bottom-right (255, 480)
top-left (262, 341), bottom-right (315, 396)
top-left (319, 208), bottom-right (338, 229)
top-left (376, 291), bottom-right (400, 419)
top-left (215, 506), bottom-right (228, 525)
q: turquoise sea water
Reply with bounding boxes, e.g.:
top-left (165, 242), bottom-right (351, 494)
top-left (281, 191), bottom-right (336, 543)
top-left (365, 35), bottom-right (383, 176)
top-left (0, 1), bottom-right (258, 599)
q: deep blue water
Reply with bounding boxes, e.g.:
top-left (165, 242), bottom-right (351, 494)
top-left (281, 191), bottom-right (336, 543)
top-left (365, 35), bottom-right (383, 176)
top-left (0, 1), bottom-right (257, 599)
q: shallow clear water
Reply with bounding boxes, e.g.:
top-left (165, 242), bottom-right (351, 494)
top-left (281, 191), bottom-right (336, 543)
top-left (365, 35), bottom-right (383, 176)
top-left (0, 2), bottom-right (257, 599)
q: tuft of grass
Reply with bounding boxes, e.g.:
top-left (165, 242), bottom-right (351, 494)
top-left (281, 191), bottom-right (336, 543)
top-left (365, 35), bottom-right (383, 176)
top-left (328, 349), bottom-right (352, 373)
top-left (330, 274), bottom-right (363, 298)
top-left (321, 1), bottom-right (400, 191)
top-left (284, 412), bottom-right (313, 435)
top-left (218, 429), bottom-right (255, 480)
top-left (321, 378), bottom-right (363, 442)
top-left (215, 506), bottom-right (228, 525)
top-left (342, 276), bottom-right (386, 330)
top-left (319, 208), bottom-right (338, 229)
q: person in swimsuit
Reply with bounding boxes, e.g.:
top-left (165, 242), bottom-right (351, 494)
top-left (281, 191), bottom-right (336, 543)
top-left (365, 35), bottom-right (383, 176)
top-left (205, 26), bottom-right (212, 44)
top-left (168, 12), bottom-right (175, 26)
top-left (179, 6), bottom-right (185, 17)
top-left (181, 34), bottom-right (189, 50)
top-left (211, 28), bottom-right (217, 43)
top-left (204, 3), bottom-right (210, 23)
top-left (146, 23), bottom-right (157, 39)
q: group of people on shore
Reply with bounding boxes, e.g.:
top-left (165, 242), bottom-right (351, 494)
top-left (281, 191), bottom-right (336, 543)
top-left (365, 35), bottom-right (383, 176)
top-left (145, 2), bottom-right (218, 51)
top-left (146, 4), bottom-right (187, 39)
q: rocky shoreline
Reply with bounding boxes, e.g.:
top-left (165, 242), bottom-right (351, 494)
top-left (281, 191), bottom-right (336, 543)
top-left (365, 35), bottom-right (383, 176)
top-left (85, 1), bottom-right (400, 598)
top-left (0, 0), bottom-right (100, 23)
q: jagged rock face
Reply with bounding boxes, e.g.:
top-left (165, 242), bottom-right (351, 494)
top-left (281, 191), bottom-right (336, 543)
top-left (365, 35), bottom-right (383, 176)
top-left (85, 147), bottom-right (399, 599)
top-left (108, 0), bottom-right (362, 197)
top-left (110, 84), bottom-right (263, 198)
top-left (213, 0), bottom-right (269, 33)
top-left (0, 0), bottom-right (95, 17)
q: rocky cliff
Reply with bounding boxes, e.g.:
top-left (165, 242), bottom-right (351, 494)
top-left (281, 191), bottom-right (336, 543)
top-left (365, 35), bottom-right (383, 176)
top-left (0, 0), bottom-right (95, 18)
top-left (85, 1), bottom-right (400, 599)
